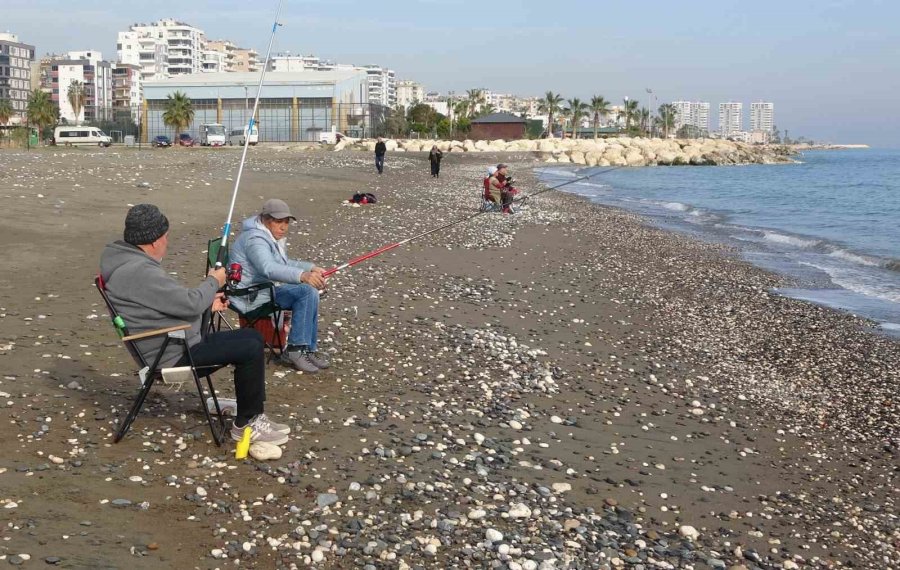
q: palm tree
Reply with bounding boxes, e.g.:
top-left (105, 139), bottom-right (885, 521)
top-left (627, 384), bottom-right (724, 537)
top-left (537, 91), bottom-right (564, 138)
top-left (656, 103), bottom-right (676, 138)
top-left (636, 107), bottom-right (650, 135)
top-left (589, 95), bottom-right (610, 139)
top-left (465, 89), bottom-right (485, 118)
top-left (565, 98), bottom-right (587, 139)
top-left (162, 91), bottom-right (194, 141)
top-left (67, 80), bottom-right (86, 125)
top-left (0, 98), bottom-right (12, 126)
top-left (27, 89), bottom-right (57, 144)
top-left (619, 99), bottom-right (639, 129)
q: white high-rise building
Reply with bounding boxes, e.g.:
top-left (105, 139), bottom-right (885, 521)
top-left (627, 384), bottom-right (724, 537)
top-left (396, 80), bottom-right (425, 109)
top-left (118, 19), bottom-right (206, 80)
top-left (672, 101), bottom-right (710, 135)
top-left (0, 33), bottom-right (36, 122)
top-left (269, 55), bottom-right (395, 106)
top-left (750, 101), bottom-right (774, 134)
top-left (718, 102), bottom-right (743, 136)
top-left (362, 65), bottom-right (396, 107)
top-left (50, 51), bottom-right (113, 124)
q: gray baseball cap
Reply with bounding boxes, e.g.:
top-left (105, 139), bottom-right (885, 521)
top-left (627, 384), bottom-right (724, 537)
top-left (260, 198), bottom-right (296, 220)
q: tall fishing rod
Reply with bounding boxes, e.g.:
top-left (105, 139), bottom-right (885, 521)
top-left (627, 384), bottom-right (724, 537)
top-left (215, 0), bottom-right (285, 268)
top-left (321, 166), bottom-right (622, 278)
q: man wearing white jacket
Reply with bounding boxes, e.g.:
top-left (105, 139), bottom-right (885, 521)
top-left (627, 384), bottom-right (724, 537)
top-left (230, 199), bottom-right (329, 374)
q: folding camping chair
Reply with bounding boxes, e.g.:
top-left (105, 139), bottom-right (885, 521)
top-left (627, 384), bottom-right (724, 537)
top-left (95, 275), bottom-right (228, 445)
top-left (480, 184), bottom-right (502, 212)
top-left (206, 237), bottom-right (286, 361)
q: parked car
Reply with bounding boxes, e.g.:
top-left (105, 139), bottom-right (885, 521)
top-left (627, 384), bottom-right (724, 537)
top-left (178, 133), bottom-right (194, 147)
top-left (152, 135), bottom-right (172, 148)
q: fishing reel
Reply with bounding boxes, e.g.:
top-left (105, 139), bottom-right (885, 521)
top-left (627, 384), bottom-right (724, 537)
top-left (226, 262), bottom-right (243, 288)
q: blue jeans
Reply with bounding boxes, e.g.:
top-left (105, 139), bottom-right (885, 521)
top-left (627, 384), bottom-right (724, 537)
top-left (274, 283), bottom-right (319, 351)
top-left (375, 154), bottom-right (385, 173)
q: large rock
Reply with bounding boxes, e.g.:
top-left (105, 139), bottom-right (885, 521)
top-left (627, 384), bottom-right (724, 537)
top-left (385, 139), bottom-right (399, 151)
top-left (624, 150), bottom-right (645, 166)
top-left (569, 151), bottom-right (586, 165)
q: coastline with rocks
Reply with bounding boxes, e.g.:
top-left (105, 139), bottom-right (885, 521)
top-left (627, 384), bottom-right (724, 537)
top-left (0, 148), bottom-right (896, 568)
top-left (328, 137), bottom-right (798, 167)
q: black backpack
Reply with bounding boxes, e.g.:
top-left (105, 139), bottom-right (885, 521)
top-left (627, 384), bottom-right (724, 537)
top-left (350, 192), bottom-right (377, 204)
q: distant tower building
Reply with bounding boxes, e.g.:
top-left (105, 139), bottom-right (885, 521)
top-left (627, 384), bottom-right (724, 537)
top-left (396, 80), bottom-right (425, 110)
top-left (672, 101), bottom-right (710, 135)
top-left (118, 19), bottom-right (206, 80)
top-left (750, 101), bottom-right (774, 133)
top-left (718, 101), bottom-right (743, 136)
top-left (0, 33), bottom-right (36, 123)
top-left (51, 51), bottom-right (114, 124)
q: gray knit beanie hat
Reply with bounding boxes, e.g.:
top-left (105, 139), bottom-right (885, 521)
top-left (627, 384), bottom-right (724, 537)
top-left (124, 204), bottom-right (170, 246)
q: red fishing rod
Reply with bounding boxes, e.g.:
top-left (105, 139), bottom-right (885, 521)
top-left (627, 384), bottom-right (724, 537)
top-left (321, 166), bottom-right (622, 278)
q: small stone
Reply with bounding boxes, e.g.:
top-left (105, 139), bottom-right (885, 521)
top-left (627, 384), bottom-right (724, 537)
top-left (552, 482), bottom-right (572, 493)
top-left (679, 525), bottom-right (699, 540)
top-left (317, 493), bottom-right (339, 508)
top-left (485, 529), bottom-right (503, 542)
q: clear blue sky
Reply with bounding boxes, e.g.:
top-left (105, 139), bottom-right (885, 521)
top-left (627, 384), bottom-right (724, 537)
top-left (6, 0), bottom-right (898, 145)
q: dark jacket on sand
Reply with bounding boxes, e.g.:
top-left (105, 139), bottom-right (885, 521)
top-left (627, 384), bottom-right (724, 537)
top-left (100, 240), bottom-right (219, 367)
top-left (375, 141), bottom-right (387, 156)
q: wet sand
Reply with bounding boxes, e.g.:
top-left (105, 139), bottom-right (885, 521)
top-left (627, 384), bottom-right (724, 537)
top-left (0, 147), bottom-right (897, 569)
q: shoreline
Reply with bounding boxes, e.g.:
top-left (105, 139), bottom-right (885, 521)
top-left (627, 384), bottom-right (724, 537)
top-left (0, 148), bottom-right (896, 568)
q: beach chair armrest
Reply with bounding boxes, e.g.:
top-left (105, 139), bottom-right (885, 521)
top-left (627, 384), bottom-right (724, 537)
top-left (122, 323), bottom-right (191, 342)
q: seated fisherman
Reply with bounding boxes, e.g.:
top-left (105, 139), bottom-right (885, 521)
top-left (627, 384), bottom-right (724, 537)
top-left (229, 198), bottom-right (330, 374)
top-left (99, 204), bottom-right (289, 445)
top-left (483, 166), bottom-right (500, 204)
top-left (494, 163), bottom-right (516, 213)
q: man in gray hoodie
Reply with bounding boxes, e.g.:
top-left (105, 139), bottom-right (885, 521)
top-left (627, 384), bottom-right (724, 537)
top-left (230, 199), bottom-right (329, 374)
top-left (99, 204), bottom-right (289, 445)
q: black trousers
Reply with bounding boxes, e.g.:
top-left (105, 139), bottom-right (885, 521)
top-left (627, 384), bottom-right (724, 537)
top-left (375, 154), bottom-right (385, 173)
top-left (179, 329), bottom-right (266, 420)
top-left (430, 162), bottom-right (440, 177)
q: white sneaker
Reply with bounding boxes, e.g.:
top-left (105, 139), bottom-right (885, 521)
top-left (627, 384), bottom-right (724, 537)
top-left (230, 414), bottom-right (289, 446)
top-left (257, 413), bottom-right (291, 435)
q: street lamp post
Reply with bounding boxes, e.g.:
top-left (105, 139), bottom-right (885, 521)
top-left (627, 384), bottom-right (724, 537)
top-left (645, 88), bottom-right (653, 137)
top-left (623, 96), bottom-right (629, 133)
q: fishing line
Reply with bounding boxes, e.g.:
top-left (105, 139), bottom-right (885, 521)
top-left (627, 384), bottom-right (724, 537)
top-left (322, 166), bottom-right (623, 278)
top-left (216, 0), bottom-right (285, 267)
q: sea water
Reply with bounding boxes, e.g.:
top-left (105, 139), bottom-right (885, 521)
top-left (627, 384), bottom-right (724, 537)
top-left (538, 149), bottom-right (900, 334)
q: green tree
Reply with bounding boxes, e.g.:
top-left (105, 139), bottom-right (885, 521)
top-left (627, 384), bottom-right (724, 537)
top-left (537, 91), bottom-right (564, 138)
top-left (636, 107), bottom-right (650, 135)
top-left (677, 124), bottom-right (701, 139)
top-left (67, 80), bottom-right (86, 124)
top-left (27, 89), bottom-right (58, 144)
top-left (0, 98), bottom-right (13, 125)
top-left (385, 104), bottom-right (408, 137)
top-left (436, 118), bottom-right (451, 138)
top-left (656, 103), bottom-right (676, 138)
top-left (474, 103), bottom-right (496, 118)
top-left (619, 99), bottom-right (639, 129)
top-left (465, 89), bottom-right (486, 117)
top-left (589, 95), bottom-right (610, 139)
top-left (565, 98), bottom-right (587, 139)
top-left (161, 91), bottom-right (194, 140)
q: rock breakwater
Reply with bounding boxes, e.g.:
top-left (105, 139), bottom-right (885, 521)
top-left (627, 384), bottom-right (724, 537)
top-left (334, 137), bottom-right (797, 167)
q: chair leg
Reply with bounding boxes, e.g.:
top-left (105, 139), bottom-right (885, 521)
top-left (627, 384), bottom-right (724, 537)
top-left (195, 370), bottom-right (227, 446)
top-left (114, 376), bottom-right (157, 443)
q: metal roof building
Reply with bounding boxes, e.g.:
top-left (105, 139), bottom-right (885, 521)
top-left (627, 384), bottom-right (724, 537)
top-left (141, 71), bottom-right (386, 142)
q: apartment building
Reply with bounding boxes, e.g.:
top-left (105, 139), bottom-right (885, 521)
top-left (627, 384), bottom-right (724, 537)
top-left (718, 101), bottom-right (743, 136)
top-left (268, 55), bottom-right (395, 106)
top-left (118, 19), bottom-right (205, 80)
top-left (0, 33), bottom-right (36, 123)
top-left (231, 48), bottom-right (260, 72)
top-left (112, 63), bottom-right (142, 123)
top-left (672, 101), bottom-right (710, 134)
top-left (50, 51), bottom-right (113, 124)
top-left (750, 101), bottom-right (774, 133)
top-left (396, 80), bottom-right (424, 109)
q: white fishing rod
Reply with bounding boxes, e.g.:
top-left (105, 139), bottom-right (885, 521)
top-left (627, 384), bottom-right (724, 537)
top-left (215, 0), bottom-right (285, 267)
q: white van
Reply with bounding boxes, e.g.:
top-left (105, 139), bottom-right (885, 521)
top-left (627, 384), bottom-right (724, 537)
top-left (54, 126), bottom-right (112, 147)
top-left (228, 125), bottom-right (259, 146)
top-left (199, 123), bottom-right (227, 147)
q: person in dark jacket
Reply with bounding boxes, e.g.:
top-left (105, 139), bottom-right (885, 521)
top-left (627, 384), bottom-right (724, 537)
top-left (99, 204), bottom-right (289, 445)
top-left (428, 145), bottom-right (443, 177)
top-left (374, 137), bottom-right (387, 174)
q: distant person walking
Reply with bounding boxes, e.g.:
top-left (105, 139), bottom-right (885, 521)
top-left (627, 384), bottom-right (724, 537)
top-left (374, 137), bottom-right (387, 174)
top-left (428, 145), bottom-right (443, 178)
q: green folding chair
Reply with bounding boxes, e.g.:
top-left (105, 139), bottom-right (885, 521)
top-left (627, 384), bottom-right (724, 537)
top-left (206, 237), bottom-right (285, 360)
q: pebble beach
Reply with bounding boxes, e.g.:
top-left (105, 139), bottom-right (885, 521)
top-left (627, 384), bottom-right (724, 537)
top-left (0, 147), bottom-right (897, 569)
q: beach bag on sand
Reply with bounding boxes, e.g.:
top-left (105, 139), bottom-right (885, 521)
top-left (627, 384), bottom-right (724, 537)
top-left (349, 192), bottom-right (377, 204)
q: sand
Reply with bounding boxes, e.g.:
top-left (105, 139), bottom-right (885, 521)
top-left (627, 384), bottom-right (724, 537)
top-left (0, 146), bottom-right (897, 569)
